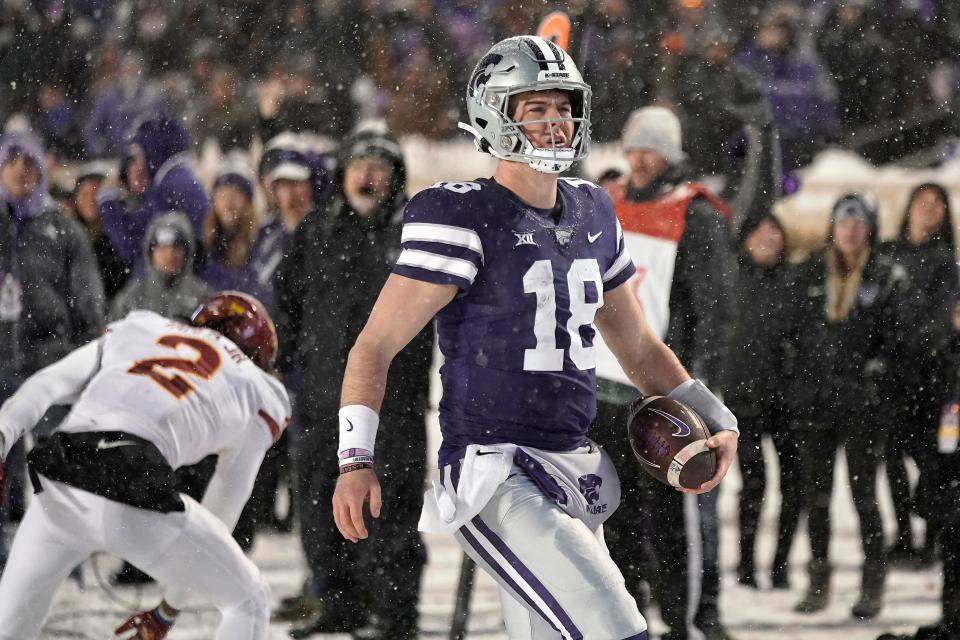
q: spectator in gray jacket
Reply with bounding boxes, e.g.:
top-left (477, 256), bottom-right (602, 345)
top-left (109, 210), bottom-right (211, 322)
top-left (0, 130), bottom-right (104, 569)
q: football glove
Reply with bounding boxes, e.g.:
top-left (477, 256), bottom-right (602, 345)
top-left (114, 606), bottom-right (173, 640)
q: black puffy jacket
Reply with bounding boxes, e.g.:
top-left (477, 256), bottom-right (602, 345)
top-left (789, 247), bottom-right (909, 416)
top-left (0, 201), bottom-right (104, 374)
top-left (274, 131), bottom-right (432, 425)
top-left (726, 251), bottom-right (797, 417)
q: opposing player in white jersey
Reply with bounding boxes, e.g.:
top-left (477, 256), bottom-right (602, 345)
top-left (0, 292), bottom-right (290, 640)
top-left (333, 36), bottom-right (739, 639)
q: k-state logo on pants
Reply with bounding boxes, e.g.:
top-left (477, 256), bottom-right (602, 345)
top-left (577, 474), bottom-right (603, 505)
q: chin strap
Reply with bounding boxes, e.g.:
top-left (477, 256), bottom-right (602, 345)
top-left (458, 122), bottom-right (493, 155)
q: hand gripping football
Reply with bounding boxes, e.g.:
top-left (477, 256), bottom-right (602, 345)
top-left (627, 395), bottom-right (716, 489)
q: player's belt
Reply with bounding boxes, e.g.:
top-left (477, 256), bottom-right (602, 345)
top-left (27, 430), bottom-right (185, 513)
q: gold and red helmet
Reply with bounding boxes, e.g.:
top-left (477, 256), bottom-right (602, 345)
top-left (191, 291), bottom-right (278, 370)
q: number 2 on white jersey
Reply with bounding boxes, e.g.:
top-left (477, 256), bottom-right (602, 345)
top-left (128, 335), bottom-right (222, 399)
top-left (523, 259), bottom-right (603, 372)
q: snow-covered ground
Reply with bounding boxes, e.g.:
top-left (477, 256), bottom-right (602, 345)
top-left (33, 432), bottom-right (943, 640)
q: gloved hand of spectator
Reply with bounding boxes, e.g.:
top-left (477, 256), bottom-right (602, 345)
top-left (114, 604), bottom-right (175, 640)
top-left (723, 70), bottom-right (773, 127)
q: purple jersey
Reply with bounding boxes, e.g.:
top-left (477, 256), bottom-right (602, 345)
top-left (393, 177), bottom-right (634, 453)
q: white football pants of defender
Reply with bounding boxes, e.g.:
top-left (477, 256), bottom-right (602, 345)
top-left (0, 477), bottom-right (270, 640)
top-left (454, 473), bottom-right (649, 640)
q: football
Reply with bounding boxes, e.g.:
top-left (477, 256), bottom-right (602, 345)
top-left (626, 395), bottom-right (716, 489)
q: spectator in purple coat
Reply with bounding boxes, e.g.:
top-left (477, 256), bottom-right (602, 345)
top-left (736, 4), bottom-right (838, 169)
top-left (82, 50), bottom-right (164, 159)
top-left (97, 116), bottom-right (210, 273)
top-left (32, 80), bottom-right (83, 160)
top-left (199, 163), bottom-right (262, 297)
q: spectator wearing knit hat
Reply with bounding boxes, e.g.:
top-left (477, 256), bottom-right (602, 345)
top-left (273, 126), bottom-right (430, 638)
top-left (0, 131), bottom-right (104, 569)
top-left (243, 142), bottom-right (317, 315)
top-left (592, 105), bottom-right (737, 640)
top-left (789, 193), bottom-right (910, 619)
top-left (0, 131), bottom-right (104, 372)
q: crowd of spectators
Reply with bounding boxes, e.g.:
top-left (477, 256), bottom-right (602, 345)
top-left (2, 0), bottom-right (960, 172)
top-left (0, 1), bottom-right (959, 639)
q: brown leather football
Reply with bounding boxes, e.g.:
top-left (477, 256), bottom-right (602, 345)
top-left (626, 395), bottom-right (716, 489)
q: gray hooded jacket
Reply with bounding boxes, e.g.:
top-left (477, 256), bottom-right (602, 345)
top-left (109, 211), bottom-right (211, 322)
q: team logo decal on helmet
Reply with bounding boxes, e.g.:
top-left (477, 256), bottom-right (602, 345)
top-left (458, 35), bottom-right (592, 174)
top-left (469, 53), bottom-right (504, 97)
top-left (191, 291), bottom-right (278, 370)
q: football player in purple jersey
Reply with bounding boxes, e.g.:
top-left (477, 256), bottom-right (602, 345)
top-left (333, 36), bottom-right (739, 639)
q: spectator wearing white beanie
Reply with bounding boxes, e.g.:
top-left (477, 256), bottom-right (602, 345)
top-left (621, 105), bottom-right (686, 166)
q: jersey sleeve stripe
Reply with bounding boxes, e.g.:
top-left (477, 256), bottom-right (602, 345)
top-left (257, 409), bottom-right (283, 442)
top-left (396, 249), bottom-right (479, 283)
top-left (603, 249), bottom-right (633, 283)
top-left (402, 223), bottom-right (484, 262)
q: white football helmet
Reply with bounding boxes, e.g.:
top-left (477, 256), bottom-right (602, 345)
top-left (459, 35), bottom-right (592, 174)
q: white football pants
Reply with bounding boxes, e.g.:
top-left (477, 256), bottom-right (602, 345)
top-left (0, 476), bottom-right (270, 640)
top-left (454, 473), bottom-right (649, 640)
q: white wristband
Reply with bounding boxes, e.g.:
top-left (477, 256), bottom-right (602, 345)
top-left (668, 379), bottom-right (739, 434)
top-left (338, 405), bottom-right (380, 460)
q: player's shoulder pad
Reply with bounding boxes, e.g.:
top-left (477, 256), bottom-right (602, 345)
top-left (105, 309), bottom-right (163, 333)
top-left (561, 176), bottom-right (617, 221)
top-left (560, 176), bottom-right (612, 208)
top-left (404, 180), bottom-right (489, 227)
top-left (559, 176), bottom-right (603, 191)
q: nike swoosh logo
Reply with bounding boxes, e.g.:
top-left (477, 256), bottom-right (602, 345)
top-left (96, 439), bottom-right (138, 450)
top-left (345, 419), bottom-right (354, 432)
top-left (650, 408), bottom-right (692, 438)
top-left (476, 451), bottom-right (501, 456)
top-left (587, 231), bottom-right (603, 243)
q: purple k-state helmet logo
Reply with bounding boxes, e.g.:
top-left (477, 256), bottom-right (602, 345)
top-left (578, 474), bottom-right (603, 505)
top-left (470, 53), bottom-right (503, 96)
top-left (649, 408), bottom-right (691, 437)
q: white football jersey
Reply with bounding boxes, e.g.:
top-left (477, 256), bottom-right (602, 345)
top-left (59, 310), bottom-right (291, 469)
